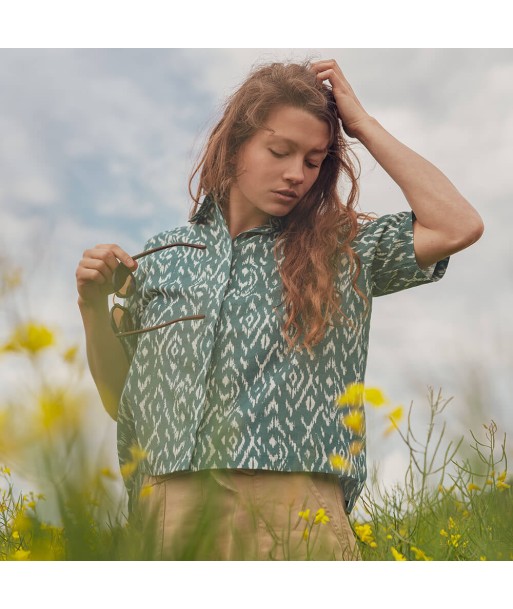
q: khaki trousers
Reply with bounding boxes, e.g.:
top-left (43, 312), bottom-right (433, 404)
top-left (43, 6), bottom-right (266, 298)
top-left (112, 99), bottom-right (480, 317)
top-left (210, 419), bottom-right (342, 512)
top-left (136, 469), bottom-right (361, 561)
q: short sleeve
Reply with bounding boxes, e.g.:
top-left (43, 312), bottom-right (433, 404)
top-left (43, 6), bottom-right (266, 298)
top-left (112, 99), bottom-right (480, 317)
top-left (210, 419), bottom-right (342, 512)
top-left (355, 211), bottom-right (450, 297)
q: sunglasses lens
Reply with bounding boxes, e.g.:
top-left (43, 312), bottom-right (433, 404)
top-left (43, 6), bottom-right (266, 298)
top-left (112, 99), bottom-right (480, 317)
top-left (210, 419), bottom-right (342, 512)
top-left (113, 265), bottom-right (135, 298)
top-left (112, 305), bottom-right (134, 333)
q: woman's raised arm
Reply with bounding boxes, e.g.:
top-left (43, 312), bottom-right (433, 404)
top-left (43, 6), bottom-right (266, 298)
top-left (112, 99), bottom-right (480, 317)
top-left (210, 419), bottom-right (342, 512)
top-left (310, 59), bottom-right (485, 269)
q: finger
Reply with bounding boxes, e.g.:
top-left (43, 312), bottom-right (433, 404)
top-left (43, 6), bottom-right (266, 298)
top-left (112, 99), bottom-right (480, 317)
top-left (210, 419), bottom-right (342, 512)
top-left (76, 267), bottom-right (108, 286)
top-left (310, 59), bottom-right (341, 73)
top-left (77, 258), bottom-right (112, 284)
top-left (93, 244), bottom-right (137, 270)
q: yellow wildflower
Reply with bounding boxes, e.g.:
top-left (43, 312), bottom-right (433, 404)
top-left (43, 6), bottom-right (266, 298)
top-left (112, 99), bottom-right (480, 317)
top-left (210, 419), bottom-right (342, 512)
top-left (467, 483), bottom-right (480, 492)
top-left (303, 528), bottom-right (309, 540)
top-left (448, 517), bottom-right (456, 530)
top-left (12, 548), bottom-right (31, 560)
top-left (349, 440), bottom-right (364, 456)
top-left (27, 501), bottom-right (36, 510)
top-left (100, 467), bottom-right (117, 479)
top-left (449, 534), bottom-right (461, 548)
top-left (480, 556), bottom-right (487, 561)
top-left (1, 466), bottom-right (11, 475)
top-left (385, 406), bottom-right (404, 435)
top-left (485, 478), bottom-right (493, 485)
top-left (329, 453), bottom-right (351, 472)
top-left (354, 523), bottom-right (378, 548)
top-left (62, 345), bottom-right (79, 363)
top-left (342, 409), bottom-right (365, 435)
top-left (497, 480), bottom-right (510, 491)
top-left (139, 484), bottom-right (154, 498)
top-left (363, 387), bottom-right (388, 407)
top-left (120, 461), bottom-right (138, 479)
top-left (391, 546), bottom-right (407, 561)
top-left (298, 509), bottom-right (311, 522)
top-left (314, 508), bottom-right (330, 525)
top-left (498, 471), bottom-right (507, 482)
top-left (411, 546), bottom-right (432, 561)
top-left (440, 529), bottom-right (448, 537)
top-left (386, 534), bottom-right (393, 540)
top-left (1, 322), bottom-right (55, 354)
top-left (336, 383), bottom-right (365, 407)
top-left (129, 444), bottom-right (148, 462)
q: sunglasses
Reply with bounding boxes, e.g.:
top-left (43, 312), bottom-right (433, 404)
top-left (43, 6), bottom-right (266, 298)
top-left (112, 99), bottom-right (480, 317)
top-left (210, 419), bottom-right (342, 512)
top-left (110, 241), bottom-right (207, 338)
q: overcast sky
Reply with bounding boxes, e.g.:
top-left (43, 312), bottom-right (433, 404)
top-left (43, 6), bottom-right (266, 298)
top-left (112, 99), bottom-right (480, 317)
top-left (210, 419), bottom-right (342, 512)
top-left (1, 48), bottom-right (512, 507)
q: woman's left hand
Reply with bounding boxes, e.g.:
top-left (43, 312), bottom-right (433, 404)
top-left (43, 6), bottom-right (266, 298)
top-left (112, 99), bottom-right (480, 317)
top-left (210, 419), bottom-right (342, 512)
top-left (310, 59), bottom-right (372, 139)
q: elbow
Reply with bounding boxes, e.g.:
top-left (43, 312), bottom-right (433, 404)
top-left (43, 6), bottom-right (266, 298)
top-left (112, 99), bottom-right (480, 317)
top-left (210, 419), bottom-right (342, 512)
top-left (460, 215), bottom-right (485, 248)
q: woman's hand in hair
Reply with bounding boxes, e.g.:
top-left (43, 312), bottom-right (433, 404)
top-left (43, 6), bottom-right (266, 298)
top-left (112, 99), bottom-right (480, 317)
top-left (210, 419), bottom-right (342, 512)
top-left (310, 59), bottom-right (372, 139)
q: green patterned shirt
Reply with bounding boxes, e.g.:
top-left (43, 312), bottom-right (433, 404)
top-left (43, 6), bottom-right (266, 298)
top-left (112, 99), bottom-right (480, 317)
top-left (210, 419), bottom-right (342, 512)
top-left (117, 194), bottom-right (449, 515)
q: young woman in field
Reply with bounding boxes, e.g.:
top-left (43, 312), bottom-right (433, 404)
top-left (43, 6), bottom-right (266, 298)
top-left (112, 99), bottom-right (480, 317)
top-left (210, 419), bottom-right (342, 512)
top-left (75, 59), bottom-right (484, 560)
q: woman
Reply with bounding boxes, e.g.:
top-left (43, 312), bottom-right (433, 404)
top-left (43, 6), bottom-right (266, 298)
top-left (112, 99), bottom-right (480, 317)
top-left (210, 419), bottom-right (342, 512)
top-left (76, 59), bottom-right (484, 560)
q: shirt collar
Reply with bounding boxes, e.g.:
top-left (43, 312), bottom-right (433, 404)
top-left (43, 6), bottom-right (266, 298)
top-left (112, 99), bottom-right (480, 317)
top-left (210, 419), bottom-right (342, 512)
top-left (189, 193), bottom-right (284, 237)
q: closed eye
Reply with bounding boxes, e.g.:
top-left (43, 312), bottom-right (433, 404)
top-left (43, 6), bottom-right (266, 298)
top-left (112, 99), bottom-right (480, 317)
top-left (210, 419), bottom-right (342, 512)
top-left (269, 149), bottom-right (320, 169)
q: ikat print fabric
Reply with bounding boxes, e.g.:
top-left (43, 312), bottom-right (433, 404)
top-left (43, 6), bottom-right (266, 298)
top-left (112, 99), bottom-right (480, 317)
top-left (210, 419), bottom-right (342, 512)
top-left (117, 195), bottom-right (449, 515)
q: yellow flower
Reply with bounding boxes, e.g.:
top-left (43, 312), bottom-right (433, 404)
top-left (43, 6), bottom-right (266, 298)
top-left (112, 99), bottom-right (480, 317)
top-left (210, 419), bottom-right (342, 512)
top-left (62, 345), bottom-right (79, 363)
top-left (386, 534), bottom-right (393, 540)
top-left (354, 523), bottom-right (378, 548)
top-left (139, 484), bottom-right (154, 498)
top-left (303, 528), bottom-right (309, 540)
top-left (128, 444), bottom-right (148, 462)
top-left (336, 383), bottom-right (365, 407)
top-left (449, 534), bottom-right (461, 548)
top-left (342, 409), bottom-right (365, 435)
top-left (336, 383), bottom-right (389, 408)
top-left (440, 529), bottom-right (448, 538)
top-left (498, 471), bottom-right (507, 482)
top-left (411, 546), bottom-right (432, 561)
top-left (497, 480), bottom-right (510, 491)
top-left (120, 461), bottom-right (138, 479)
top-left (314, 508), bottom-right (330, 525)
top-left (480, 556), bottom-right (487, 561)
top-left (467, 483), bottom-right (480, 492)
top-left (1, 322), bottom-right (55, 354)
top-left (385, 406), bottom-right (403, 435)
top-left (448, 516), bottom-right (456, 530)
top-left (363, 387), bottom-right (388, 407)
top-left (39, 391), bottom-right (66, 430)
top-left (485, 478), bottom-right (493, 485)
top-left (100, 467), bottom-right (117, 479)
top-left (298, 509), bottom-right (311, 521)
top-left (1, 466), bottom-right (11, 475)
top-left (349, 440), bottom-right (364, 456)
top-left (329, 453), bottom-right (351, 472)
top-left (12, 548), bottom-right (31, 560)
top-left (391, 546), bottom-right (407, 561)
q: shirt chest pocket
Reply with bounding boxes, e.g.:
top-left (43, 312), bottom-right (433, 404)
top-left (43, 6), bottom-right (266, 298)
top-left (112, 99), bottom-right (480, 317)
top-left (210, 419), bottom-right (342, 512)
top-left (139, 254), bottom-right (207, 332)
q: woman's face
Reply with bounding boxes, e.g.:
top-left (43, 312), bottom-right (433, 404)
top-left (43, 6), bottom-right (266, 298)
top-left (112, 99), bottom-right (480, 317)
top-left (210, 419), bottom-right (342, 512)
top-left (228, 105), bottom-right (330, 231)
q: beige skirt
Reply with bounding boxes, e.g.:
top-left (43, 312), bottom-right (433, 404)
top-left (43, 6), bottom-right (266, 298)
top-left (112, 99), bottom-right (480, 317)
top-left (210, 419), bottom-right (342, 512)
top-left (136, 468), bottom-right (361, 561)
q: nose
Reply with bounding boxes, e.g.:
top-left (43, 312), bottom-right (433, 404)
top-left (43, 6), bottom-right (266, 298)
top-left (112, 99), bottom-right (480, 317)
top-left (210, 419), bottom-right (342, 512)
top-left (283, 157), bottom-right (304, 185)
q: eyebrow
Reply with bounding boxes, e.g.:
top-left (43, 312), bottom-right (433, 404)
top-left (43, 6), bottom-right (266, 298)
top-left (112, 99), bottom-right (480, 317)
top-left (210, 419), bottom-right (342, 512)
top-left (268, 134), bottom-right (328, 155)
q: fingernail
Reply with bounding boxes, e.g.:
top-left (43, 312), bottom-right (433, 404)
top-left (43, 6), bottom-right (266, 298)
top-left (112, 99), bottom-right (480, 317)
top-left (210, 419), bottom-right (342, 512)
top-left (126, 257), bottom-right (134, 266)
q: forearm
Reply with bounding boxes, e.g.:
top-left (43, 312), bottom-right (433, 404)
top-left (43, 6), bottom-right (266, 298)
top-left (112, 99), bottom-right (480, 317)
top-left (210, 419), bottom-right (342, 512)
top-left (79, 298), bottom-right (130, 421)
top-left (353, 116), bottom-right (484, 243)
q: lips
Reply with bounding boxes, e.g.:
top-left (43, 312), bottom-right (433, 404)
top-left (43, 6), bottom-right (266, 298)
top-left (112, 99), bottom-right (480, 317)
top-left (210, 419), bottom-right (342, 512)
top-left (272, 189), bottom-right (298, 199)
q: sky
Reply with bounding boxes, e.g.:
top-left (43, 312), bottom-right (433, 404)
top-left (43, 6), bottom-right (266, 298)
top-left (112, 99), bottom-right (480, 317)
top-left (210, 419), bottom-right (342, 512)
top-left (1, 48), bottom-right (513, 515)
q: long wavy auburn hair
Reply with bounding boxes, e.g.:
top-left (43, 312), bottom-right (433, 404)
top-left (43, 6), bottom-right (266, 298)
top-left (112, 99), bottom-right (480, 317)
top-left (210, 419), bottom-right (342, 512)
top-left (188, 60), bottom-right (373, 356)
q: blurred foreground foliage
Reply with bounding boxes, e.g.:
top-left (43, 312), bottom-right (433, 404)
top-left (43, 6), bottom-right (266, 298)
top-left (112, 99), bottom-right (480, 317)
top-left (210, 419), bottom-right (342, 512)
top-left (0, 264), bottom-right (511, 560)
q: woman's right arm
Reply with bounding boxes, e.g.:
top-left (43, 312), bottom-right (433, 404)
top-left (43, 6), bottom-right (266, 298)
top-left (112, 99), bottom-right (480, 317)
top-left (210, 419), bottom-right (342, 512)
top-left (76, 244), bottom-right (138, 421)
